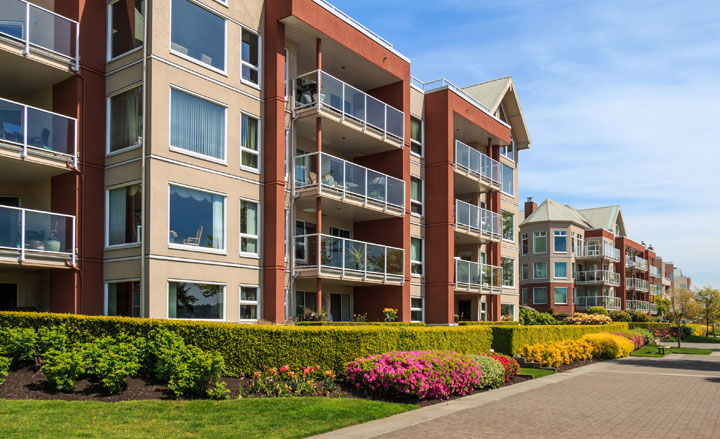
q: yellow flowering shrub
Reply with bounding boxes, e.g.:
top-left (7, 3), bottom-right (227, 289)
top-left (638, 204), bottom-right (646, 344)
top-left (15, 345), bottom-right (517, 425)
top-left (581, 333), bottom-right (634, 359)
top-left (519, 339), bottom-right (595, 368)
top-left (564, 313), bottom-right (612, 325)
top-left (689, 325), bottom-right (708, 337)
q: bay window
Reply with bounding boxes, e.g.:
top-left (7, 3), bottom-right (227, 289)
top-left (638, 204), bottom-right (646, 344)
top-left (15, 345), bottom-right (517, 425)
top-left (107, 183), bottom-right (141, 246)
top-left (170, 88), bottom-right (226, 161)
top-left (241, 29), bottom-right (260, 86)
top-left (106, 281), bottom-right (140, 317)
top-left (533, 231), bottom-right (547, 253)
top-left (534, 262), bottom-right (547, 279)
top-left (533, 287), bottom-right (547, 305)
top-left (108, 85), bottom-right (142, 153)
top-left (169, 185), bottom-right (225, 251)
top-left (554, 261), bottom-right (567, 279)
top-left (501, 164), bottom-right (514, 195)
top-left (241, 113), bottom-right (260, 170)
top-left (168, 281), bottom-right (224, 320)
top-left (501, 257), bottom-right (514, 287)
top-left (554, 230), bottom-right (567, 253)
top-left (239, 285), bottom-right (260, 320)
top-left (554, 287), bottom-right (568, 304)
top-left (502, 210), bottom-right (514, 242)
top-left (240, 199), bottom-right (259, 256)
top-left (108, 0), bottom-right (144, 59)
top-left (170, 0), bottom-right (226, 71)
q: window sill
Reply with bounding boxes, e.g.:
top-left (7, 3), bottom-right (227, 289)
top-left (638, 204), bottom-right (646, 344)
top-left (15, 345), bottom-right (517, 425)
top-left (170, 49), bottom-right (228, 77)
top-left (168, 317), bottom-right (226, 322)
top-left (240, 165), bottom-right (261, 175)
top-left (107, 46), bottom-right (143, 64)
top-left (107, 143), bottom-right (142, 157)
top-left (240, 252), bottom-right (260, 259)
top-left (169, 146), bottom-right (228, 166)
top-left (105, 242), bottom-right (141, 251)
top-left (169, 243), bottom-right (227, 255)
top-left (240, 78), bottom-right (262, 91)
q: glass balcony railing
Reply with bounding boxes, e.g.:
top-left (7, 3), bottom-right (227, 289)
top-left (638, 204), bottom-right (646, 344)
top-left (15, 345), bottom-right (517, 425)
top-left (576, 296), bottom-right (621, 311)
top-left (454, 258), bottom-right (502, 292)
top-left (294, 70), bottom-right (404, 141)
top-left (650, 284), bottom-right (662, 295)
top-left (0, 97), bottom-right (77, 165)
top-left (454, 140), bottom-right (502, 187)
top-left (626, 300), bottom-right (650, 313)
top-left (626, 278), bottom-right (649, 292)
top-left (295, 152), bottom-right (404, 214)
top-left (650, 303), bottom-right (658, 314)
top-left (454, 199), bottom-right (501, 240)
top-left (294, 233), bottom-right (404, 283)
top-left (575, 270), bottom-right (621, 286)
top-left (580, 243), bottom-right (620, 262)
top-left (649, 266), bottom-right (662, 278)
top-left (0, 205), bottom-right (75, 264)
top-left (0, 0), bottom-right (79, 69)
top-left (625, 255), bottom-right (648, 271)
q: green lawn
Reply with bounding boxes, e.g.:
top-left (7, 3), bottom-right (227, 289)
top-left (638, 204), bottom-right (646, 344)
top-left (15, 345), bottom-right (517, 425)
top-left (630, 345), bottom-right (713, 357)
top-left (519, 368), bottom-right (556, 379)
top-left (0, 398), bottom-right (416, 439)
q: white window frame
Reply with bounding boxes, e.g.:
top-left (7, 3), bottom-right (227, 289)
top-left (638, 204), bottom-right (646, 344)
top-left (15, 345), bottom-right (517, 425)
top-left (501, 163), bottom-right (514, 197)
top-left (533, 231), bottom-right (547, 254)
top-left (167, 279), bottom-right (226, 321)
top-left (554, 286), bottom-right (568, 305)
top-left (240, 111), bottom-right (261, 173)
top-left (168, 182), bottom-right (228, 254)
top-left (168, 85), bottom-right (228, 164)
top-left (521, 263), bottom-right (529, 281)
top-left (239, 284), bottom-right (261, 322)
top-left (410, 236), bottom-right (424, 278)
top-left (553, 230), bottom-right (568, 253)
top-left (169, 0), bottom-right (228, 75)
top-left (533, 262), bottom-right (547, 280)
top-left (554, 261), bottom-right (568, 279)
top-left (521, 233), bottom-right (528, 255)
top-left (577, 235), bottom-right (584, 256)
top-left (240, 28), bottom-right (262, 89)
top-left (106, 0), bottom-right (145, 62)
top-left (330, 226), bottom-right (352, 238)
top-left (106, 83), bottom-right (143, 156)
top-left (533, 287), bottom-right (547, 305)
top-left (104, 279), bottom-right (141, 317)
top-left (501, 210), bottom-right (515, 243)
top-left (500, 136), bottom-right (515, 162)
top-left (410, 297), bottom-right (424, 322)
top-left (239, 197), bottom-right (260, 258)
top-left (521, 288), bottom-right (528, 305)
top-left (105, 180), bottom-right (142, 249)
top-left (295, 219), bottom-right (315, 264)
top-left (501, 256), bottom-right (515, 288)
top-left (410, 176), bottom-right (423, 217)
top-left (410, 115), bottom-right (423, 158)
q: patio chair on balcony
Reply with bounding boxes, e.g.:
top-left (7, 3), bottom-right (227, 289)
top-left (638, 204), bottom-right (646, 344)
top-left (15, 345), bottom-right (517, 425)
top-left (183, 225), bottom-right (203, 246)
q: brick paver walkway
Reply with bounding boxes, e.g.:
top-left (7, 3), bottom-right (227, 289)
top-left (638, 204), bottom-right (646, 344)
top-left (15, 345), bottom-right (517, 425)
top-left (312, 354), bottom-right (720, 439)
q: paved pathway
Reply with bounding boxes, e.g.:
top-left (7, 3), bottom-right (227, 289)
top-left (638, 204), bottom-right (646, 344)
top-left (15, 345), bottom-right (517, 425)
top-left (311, 353), bottom-right (720, 439)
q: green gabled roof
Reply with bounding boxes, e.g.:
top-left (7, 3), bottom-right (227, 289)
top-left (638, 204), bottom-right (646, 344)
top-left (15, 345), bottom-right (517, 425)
top-left (520, 199), bottom-right (591, 228)
top-left (462, 76), bottom-right (512, 113)
top-left (577, 205), bottom-right (621, 232)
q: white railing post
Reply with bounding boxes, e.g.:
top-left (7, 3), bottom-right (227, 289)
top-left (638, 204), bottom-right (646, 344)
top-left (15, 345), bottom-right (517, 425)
top-left (341, 238), bottom-right (345, 278)
top-left (383, 105), bottom-right (387, 140)
top-left (341, 82), bottom-right (345, 122)
top-left (341, 160), bottom-right (346, 200)
top-left (24, 2), bottom-right (30, 55)
top-left (21, 105), bottom-right (28, 158)
top-left (317, 71), bottom-right (323, 112)
top-left (317, 152), bottom-right (322, 194)
top-left (363, 168), bottom-right (368, 206)
top-left (363, 95), bottom-right (367, 131)
top-left (73, 118), bottom-right (78, 168)
top-left (384, 247), bottom-right (387, 283)
top-left (19, 209), bottom-right (26, 263)
top-left (317, 234), bottom-right (322, 275)
top-left (363, 242), bottom-right (367, 281)
top-left (384, 177), bottom-right (388, 211)
top-left (71, 215), bottom-right (76, 266)
top-left (74, 20), bottom-right (80, 71)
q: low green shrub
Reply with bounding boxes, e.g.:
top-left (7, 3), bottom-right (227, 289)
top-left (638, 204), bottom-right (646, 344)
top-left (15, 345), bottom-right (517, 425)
top-left (520, 306), bottom-right (557, 325)
top-left (628, 322), bottom-right (673, 332)
top-left (564, 313), bottom-right (612, 325)
top-left (0, 356), bottom-right (10, 385)
top-left (633, 328), bottom-right (653, 342)
top-left (609, 310), bottom-right (632, 322)
top-left (482, 353), bottom-right (520, 381)
top-left (627, 310), bottom-right (653, 322)
top-left (469, 354), bottom-right (504, 389)
top-left (83, 335), bottom-right (145, 395)
top-left (491, 323), bottom-right (630, 355)
top-left (0, 326), bottom-right (68, 366)
top-left (41, 349), bottom-right (84, 391)
top-left (587, 307), bottom-right (609, 316)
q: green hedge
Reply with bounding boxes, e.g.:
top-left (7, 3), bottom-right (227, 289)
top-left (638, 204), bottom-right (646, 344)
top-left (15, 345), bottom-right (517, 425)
top-left (491, 322), bottom-right (630, 355)
top-left (0, 312), bottom-right (491, 376)
top-left (295, 322), bottom-right (426, 327)
top-left (628, 322), bottom-right (673, 331)
top-left (458, 321), bottom-right (520, 326)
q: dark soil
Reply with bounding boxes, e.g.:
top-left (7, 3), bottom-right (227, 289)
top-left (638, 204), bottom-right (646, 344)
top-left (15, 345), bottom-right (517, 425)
top-left (555, 357), bottom-right (601, 373)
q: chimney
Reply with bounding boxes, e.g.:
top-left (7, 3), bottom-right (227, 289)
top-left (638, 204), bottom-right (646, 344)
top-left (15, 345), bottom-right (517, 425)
top-left (524, 197), bottom-right (537, 219)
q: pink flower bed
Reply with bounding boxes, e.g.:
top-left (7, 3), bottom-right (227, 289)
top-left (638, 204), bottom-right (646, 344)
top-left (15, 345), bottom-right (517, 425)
top-left (614, 332), bottom-right (647, 351)
top-left (345, 351), bottom-right (483, 400)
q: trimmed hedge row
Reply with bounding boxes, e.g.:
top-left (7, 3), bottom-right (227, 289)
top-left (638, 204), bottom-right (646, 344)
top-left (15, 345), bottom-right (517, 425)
top-left (458, 321), bottom-right (520, 326)
top-left (491, 322), bottom-right (630, 355)
top-left (0, 312), bottom-right (491, 376)
top-left (295, 322), bottom-right (426, 327)
top-left (628, 322), bottom-right (673, 331)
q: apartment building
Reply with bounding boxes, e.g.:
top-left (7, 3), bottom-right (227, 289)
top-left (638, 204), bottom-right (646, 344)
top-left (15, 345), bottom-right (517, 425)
top-left (0, 0), bottom-right (529, 323)
top-left (519, 198), bottom-right (660, 316)
top-left (671, 267), bottom-right (692, 292)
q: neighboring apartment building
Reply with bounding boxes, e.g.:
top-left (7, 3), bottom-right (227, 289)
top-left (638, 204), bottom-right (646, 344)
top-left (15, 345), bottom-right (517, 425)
top-left (519, 198), bottom-right (660, 316)
top-left (671, 267), bottom-right (692, 292)
top-left (0, 0), bottom-right (529, 324)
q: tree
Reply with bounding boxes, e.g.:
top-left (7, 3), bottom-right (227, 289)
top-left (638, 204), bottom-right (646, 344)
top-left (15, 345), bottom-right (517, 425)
top-left (668, 289), bottom-right (701, 348)
top-left (695, 287), bottom-right (720, 337)
top-left (650, 295), bottom-right (671, 320)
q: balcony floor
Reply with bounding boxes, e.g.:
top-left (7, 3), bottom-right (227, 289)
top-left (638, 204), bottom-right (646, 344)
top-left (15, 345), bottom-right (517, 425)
top-left (0, 145), bottom-right (74, 182)
top-left (295, 189), bottom-right (404, 221)
top-left (295, 268), bottom-right (403, 286)
top-left (453, 169), bottom-right (497, 196)
top-left (0, 250), bottom-right (72, 270)
top-left (454, 228), bottom-right (498, 246)
top-left (0, 41), bottom-right (75, 97)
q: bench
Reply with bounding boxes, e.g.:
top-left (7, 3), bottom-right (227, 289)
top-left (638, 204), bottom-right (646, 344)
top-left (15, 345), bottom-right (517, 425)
top-left (657, 345), bottom-right (669, 355)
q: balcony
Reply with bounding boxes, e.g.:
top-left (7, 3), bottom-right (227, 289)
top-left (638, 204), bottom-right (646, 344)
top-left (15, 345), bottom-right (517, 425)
top-left (0, 0), bottom-right (78, 96)
top-left (575, 270), bottom-right (621, 287)
top-left (626, 300), bottom-right (650, 313)
top-left (649, 266), bottom-right (662, 278)
top-left (0, 205), bottom-right (75, 269)
top-left (650, 284), bottom-right (662, 295)
top-left (626, 278), bottom-right (649, 293)
top-left (453, 140), bottom-right (502, 193)
top-left (294, 233), bottom-right (404, 285)
top-left (625, 255), bottom-right (648, 272)
top-left (295, 152), bottom-right (404, 221)
top-left (454, 258), bottom-right (502, 294)
top-left (576, 296), bottom-right (621, 311)
top-left (650, 303), bottom-right (658, 314)
top-left (454, 200), bottom-right (501, 245)
top-left (293, 70), bottom-right (404, 155)
top-left (577, 244), bottom-right (620, 262)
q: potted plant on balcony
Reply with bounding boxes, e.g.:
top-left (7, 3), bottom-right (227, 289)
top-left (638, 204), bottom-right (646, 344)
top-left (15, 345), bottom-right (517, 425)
top-left (44, 220), bottom-right (61, 252)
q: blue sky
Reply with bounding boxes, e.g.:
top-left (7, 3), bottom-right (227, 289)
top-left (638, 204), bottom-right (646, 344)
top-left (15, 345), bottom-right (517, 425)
top-left (327, 0), bottom-right (720, 288)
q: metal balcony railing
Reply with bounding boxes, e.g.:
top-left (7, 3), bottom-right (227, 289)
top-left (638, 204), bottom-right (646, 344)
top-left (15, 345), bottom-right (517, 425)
top-left (454, 258), bottom-right (502, 293)
top-left (579, 243), bottom-right (620, 262)
top-left (625, 255), bottom-right (649, 271)
top-left (0, 205), bottom-right (75, 264)
top-left (626, 278), bottom-right (649, 292)
top-left (649, 266), bottom-right (662, 278)
top-left (650, 284), bottom-right (662, 295)
top-left (0, 0), bottom-right (79, 69)
top-left (627, 300), bottom-right (650, 313)
top-left (294, 70), bottom-right (404, 141)
top-left (575, 270), bottom-right (621, 287)
top-left (576, 296), bottom-right (621, 311)
top-left (295, 152), bottom-right (404, 214)
top-left (294, 233), bottom-right (404, 283)
top-left (454, 140), bottom-right (502, 187)
top-left (0, 97), bottom-right (77, 166)
top-left (454, 199), bottom-right (501, 241)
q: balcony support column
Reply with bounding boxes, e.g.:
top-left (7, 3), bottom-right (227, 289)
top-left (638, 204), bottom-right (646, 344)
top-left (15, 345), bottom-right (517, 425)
top-left (487, 140), bottom-right (501, 272)
top-left (315, 107), bottom-right (323, 314)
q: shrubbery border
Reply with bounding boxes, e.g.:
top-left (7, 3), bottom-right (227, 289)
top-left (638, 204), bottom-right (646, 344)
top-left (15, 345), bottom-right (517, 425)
top-left (491, 323), bottom-right (630, 354)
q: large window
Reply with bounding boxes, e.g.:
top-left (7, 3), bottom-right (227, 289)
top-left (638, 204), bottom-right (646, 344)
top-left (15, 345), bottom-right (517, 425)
top-left (410, 297), bottom-right (424, 322)
top-left (108, 85), bottom-right (142, 153)
top-left (501, 164), bottom-right (514, 195)
top-left (554, 261), bottom-right (567, 279)
top-left (169, 185), bottom-right (225, 250)
top-left (107, 183), bottom-right (141, 246)
top-left (533, 287), bottom-right (547, 305)
top-left (170, 0), bottom-right (226, 71)
top-left (296, 290), bottom-right (317, 320)
top-left (521, 263), bottom-right (529, 280)
top-left (410, 116), bottom-right (422, 156)
top-left (108, 0), bottom-right (144, 59)
top-left (554, 230), bottom-right (567, 253)
top-left (534, 262), bottom-right (547, 279)
top-left (239, 285), bottom-right (260, 321)
top-left (500, 137), bottom-right (514, 161)
top-left (168, 281), bottom-right (224, 320)
top-left (500, 304), bottom-right (515, 320)
top-left (521, 233), bottom-right (528, 255)
top-left (170, 88), bottom-right (226, 161)
top-left (501, 257), bottom-right (514, 287)
top-left (554, 287), bottom-right (568, 304)
top-left (521, 288), bottom-right (528, 305)
top-left (533, 231), bottom-right (547, 254)
top-left (295, 220), bottom-right (316, 262)
top-left (411, 237), bottom-right (423, 276)
top-left (106, 281), bottom-right (140, 317)
top-left (502, 210), bottom-right (514, 242)
top-left (240, 199), bottom-right (259, 256)
top-left (241, 113), bottom-right (260, 171)
top-left (410, 177), bottom-right (423, 216)
top-left (241, 29), bottom-right (260, 86)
